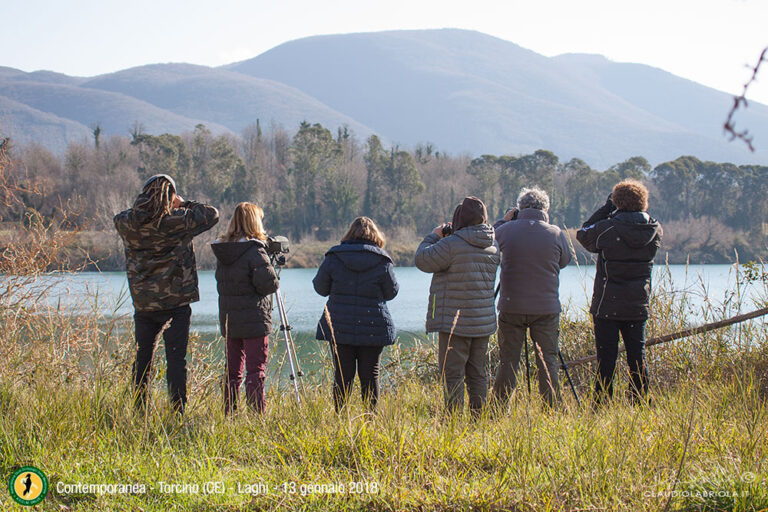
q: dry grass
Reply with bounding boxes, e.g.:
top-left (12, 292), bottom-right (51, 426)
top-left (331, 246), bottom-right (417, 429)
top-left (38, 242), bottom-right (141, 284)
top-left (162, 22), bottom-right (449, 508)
top-left (1, 262), bottom-right (767, 510)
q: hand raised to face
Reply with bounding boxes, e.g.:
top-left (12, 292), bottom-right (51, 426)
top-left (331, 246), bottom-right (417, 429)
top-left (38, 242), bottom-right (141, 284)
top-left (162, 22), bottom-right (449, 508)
top-left (432, 223), bottom-right (451, 238)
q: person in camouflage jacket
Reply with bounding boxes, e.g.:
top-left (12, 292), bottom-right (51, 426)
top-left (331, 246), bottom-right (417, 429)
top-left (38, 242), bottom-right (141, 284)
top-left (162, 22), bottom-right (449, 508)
top-left (114, 174), bottom-right (219, 414)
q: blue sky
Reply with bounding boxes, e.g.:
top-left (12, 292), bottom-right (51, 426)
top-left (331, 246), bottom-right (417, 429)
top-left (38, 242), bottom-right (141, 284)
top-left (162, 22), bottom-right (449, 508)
top-left (4, 0), bottom-right (767, 105)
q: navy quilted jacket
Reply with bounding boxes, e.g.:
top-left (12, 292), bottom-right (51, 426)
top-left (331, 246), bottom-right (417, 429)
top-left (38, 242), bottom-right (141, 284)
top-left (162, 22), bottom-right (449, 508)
top-left (313, 239), bottom-right (399, 346)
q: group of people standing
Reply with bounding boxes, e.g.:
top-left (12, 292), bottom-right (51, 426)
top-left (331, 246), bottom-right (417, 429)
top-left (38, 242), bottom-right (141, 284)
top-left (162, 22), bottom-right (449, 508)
top-left (114, 174), bottom-right (661, 416)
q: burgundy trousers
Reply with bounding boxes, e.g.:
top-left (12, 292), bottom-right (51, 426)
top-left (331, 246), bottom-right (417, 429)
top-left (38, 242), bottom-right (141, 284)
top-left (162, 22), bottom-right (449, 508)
top-left (225, 336), bottom-right (269, 414)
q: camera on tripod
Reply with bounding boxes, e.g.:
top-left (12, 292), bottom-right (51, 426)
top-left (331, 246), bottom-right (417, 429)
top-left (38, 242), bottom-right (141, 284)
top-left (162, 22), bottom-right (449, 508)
top-left (263, 234), bottom-right (303, 400)
top-left (266, 235), bottom-right (290, 266)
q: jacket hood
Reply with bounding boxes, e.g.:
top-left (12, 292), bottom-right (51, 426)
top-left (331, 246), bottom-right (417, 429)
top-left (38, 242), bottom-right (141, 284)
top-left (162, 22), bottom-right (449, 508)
top-left (454, 223), bottom-right (495, 248)
top-left (451, 196), bottom-right (488, 230)
top-left (327, 240), bottom-right (392, 272)
top-left (211, 239), bottom-right (265, 265)
top-left (613, 212), bottom-right (662, 248)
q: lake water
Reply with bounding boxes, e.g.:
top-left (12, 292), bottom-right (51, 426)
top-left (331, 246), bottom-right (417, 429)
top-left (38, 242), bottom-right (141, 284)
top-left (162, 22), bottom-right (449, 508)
top-left (39, 264), bottom-right (766, 336)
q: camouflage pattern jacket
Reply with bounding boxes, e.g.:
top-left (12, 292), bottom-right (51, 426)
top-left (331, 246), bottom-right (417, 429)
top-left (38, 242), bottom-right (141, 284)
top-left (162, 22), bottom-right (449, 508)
top-left (114, 194), bottom-right (219, 312)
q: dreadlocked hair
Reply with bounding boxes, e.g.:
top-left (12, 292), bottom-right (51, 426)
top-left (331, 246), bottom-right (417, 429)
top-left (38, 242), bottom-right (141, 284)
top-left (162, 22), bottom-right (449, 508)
top-left (143, 178), bottom-right (175, 225)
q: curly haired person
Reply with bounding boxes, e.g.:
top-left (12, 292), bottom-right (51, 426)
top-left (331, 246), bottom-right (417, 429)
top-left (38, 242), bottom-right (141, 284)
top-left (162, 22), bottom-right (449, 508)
top-left (577, 179), bottom-right (662, 405)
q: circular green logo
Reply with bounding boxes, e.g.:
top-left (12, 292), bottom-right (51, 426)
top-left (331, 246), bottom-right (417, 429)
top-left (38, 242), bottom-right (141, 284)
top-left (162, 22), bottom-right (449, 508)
top-left (8, 466), bottom-right (48, 506)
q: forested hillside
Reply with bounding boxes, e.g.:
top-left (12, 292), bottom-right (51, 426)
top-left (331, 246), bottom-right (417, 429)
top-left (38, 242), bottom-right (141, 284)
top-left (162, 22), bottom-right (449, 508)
top-left (1, 120), bottom-right (765, 268)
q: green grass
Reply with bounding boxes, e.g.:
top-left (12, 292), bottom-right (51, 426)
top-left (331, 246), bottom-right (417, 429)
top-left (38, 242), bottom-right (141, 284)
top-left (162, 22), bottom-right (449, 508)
top-left (1, 334), bottom-right (767, 511)
top-left (1, 264), bottom-right (768, 511)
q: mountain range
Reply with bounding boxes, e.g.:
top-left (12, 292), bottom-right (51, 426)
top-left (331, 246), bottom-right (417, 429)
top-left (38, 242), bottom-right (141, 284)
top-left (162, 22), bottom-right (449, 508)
top-left (1, 29), bottom-right (767, 167)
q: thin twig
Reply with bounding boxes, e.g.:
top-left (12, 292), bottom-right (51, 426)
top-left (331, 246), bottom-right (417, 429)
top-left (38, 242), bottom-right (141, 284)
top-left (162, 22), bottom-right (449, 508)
top-left (724, 46), bottom-right (768, 151)
top-left (662, 384), bottom-right (699, 512)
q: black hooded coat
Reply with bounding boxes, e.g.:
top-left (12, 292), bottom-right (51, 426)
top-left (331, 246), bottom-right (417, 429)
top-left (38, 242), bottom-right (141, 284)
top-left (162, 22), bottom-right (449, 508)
top-left (211, 239), bottom-right (279, 338)
top-left (577, 205), bottom-right (662, 321)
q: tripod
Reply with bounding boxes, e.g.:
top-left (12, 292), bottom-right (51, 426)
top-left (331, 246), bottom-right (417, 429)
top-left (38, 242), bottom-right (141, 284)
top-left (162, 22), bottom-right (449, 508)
top-left (520, 336), bottom-right (581, 406)
top-left (270, 254), bottom-right (304, 403)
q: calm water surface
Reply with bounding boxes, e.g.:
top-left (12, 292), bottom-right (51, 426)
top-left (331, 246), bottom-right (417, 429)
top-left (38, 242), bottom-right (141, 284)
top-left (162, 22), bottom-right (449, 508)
top-left (41, 264), bottom-right (765, 335)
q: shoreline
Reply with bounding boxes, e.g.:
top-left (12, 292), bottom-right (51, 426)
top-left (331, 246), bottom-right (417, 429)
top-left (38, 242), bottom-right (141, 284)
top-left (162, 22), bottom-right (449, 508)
top-left (26, 229), bottom-right (759, 272)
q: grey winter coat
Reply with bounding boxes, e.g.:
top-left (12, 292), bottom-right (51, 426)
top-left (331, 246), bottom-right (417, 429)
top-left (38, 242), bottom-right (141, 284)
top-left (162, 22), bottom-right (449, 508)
top-left (414, 224), bottom-right (500, 337)
top-left (494, 208), bottom-right (572, 315)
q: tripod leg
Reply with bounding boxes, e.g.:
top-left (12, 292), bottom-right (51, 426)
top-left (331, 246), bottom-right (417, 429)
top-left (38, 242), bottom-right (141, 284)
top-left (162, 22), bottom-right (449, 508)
top-left (559, 350), bottom-right (580, 406)
top-left (523, 336), bottom-right (531, 394)
top-left (274, 290), bottom-right (302, 403)
top-left (286, 328), bottom-right (304, 378)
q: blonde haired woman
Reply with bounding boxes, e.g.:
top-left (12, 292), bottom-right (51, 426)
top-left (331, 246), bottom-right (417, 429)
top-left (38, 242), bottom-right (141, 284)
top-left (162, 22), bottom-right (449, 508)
top-left (313, 217), bottom-right (399, 411)
top-left (212, 202), bottom-right (279, 413)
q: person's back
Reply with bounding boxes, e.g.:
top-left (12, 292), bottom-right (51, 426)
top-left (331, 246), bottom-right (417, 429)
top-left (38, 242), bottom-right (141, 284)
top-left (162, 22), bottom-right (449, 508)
top-left (495, 208), bottom-right (571, 315)
top-left (491, 188), bottom-right (571, 405)
top-left (576, 206), bottom-right (661, 321)
top-left (416, 223), bottom-right (500, 337)
top-left (314, 239), bottom-right (398, 345)
top-left (576, 179), bottom-right (662, 404)
top-left (212, 239), bottom-right (277, 339)
top-left (211, 202), bottom-right (278, 414)
top-left (579, 210), bottom-right (661, 320)
top-left (414, 196), bottom-right (500, 415)
top-left (114, 174), bottom-right (218, 414)
top-left (115, 185), bottom-right (219, 312)
top-left (313, 217), bottom-right (399, 411)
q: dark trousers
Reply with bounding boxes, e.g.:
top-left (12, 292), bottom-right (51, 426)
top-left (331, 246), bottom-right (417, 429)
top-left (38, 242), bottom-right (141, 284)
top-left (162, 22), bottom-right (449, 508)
top-left (133, 305), bottom-right (191, 414)
top-left (593, 316), bottom-right (649, 403)
top-left (438, 332), bottom-right (489, 414)
top-left (493, 312), bottom-right (561, 405)
top-left (225, 336), bottom-right (269, 414)
top-left (330, 343), bottom-right (383, 411)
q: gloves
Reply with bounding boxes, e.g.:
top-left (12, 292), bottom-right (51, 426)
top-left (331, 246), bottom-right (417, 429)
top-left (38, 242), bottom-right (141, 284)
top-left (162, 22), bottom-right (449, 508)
top-left (582, 194), bottom-right (615, 227)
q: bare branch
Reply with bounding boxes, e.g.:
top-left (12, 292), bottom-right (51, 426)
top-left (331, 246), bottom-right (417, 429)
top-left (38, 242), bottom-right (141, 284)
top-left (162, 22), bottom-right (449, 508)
top-left (724, 46), bottom-right (768, 151)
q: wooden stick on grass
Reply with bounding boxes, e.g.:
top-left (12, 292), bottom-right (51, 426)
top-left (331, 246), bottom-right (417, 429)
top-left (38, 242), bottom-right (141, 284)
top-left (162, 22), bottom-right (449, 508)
top-left (566, 306), bottom-right (768, 368)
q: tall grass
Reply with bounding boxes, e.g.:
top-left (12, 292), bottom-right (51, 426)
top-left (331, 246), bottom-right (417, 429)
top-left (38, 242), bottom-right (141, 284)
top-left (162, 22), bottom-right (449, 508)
top-left (1, 263), bottom-right (767, 511)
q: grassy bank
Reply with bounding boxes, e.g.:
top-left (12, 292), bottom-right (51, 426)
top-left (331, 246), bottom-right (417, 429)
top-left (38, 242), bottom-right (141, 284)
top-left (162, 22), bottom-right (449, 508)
top-left (1, 285), bottom-right (767, 511)
top-left (2, 214), bottom-right (768, 511)
top-left (2, 374), bottom-right (767, 511)
top-left (30, 229), bottom-right (423, 270)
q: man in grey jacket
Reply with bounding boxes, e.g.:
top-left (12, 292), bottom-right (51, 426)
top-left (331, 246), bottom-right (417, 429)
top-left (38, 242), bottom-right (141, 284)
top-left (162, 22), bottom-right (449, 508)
top-left (493, 187), bottom-right (571, 405)
top-left (415, 196), bottom-right (500, 415)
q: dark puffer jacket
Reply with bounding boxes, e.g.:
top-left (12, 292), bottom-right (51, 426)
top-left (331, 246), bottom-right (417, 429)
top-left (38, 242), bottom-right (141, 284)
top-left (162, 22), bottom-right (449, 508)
top-left (576, 205), bottom-right (663, 321)
top-left (313, 239), bottom-right (399, 346)
top-left (211, 240), bottom-right (279, 339)
top-left (114, 195), bottom-right (219, 312)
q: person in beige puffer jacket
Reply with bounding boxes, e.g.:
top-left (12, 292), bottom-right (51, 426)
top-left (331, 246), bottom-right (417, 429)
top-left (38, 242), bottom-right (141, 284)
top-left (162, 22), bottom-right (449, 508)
top-left (415, 196), bottom-right (500, 415)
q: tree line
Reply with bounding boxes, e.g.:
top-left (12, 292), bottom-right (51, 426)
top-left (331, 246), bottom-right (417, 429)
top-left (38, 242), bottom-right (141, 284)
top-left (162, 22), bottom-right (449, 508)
top-left (2, 121), bottom-right (767, 264)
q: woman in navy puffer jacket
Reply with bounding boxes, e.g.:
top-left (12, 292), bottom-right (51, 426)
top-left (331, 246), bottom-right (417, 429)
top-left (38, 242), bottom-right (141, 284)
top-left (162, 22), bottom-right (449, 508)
top-left (313, 217), bottom-right (399, 411)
